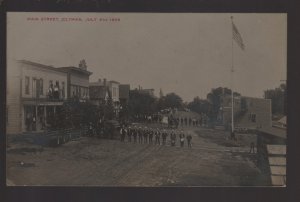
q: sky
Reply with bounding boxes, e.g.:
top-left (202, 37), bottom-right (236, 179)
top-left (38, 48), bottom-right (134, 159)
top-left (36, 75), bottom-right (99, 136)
top-left (7, 12), bottom-right (287, 102)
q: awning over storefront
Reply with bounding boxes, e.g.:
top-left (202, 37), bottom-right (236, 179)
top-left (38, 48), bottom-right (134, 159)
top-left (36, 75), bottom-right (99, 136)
top-left (22, 100), bottom-right (64, 106)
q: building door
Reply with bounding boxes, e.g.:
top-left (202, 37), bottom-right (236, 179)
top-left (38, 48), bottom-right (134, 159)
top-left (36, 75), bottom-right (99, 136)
top-left (24, 106), bottom-right (37, 132)
top-left (37, 106), bottom-right (45, 131)
top-left (24, 106), bottom-right (32, 132)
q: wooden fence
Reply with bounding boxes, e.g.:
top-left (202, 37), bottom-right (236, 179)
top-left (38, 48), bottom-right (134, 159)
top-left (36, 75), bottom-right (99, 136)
top-left (44, 127), bottom-right (89, 146)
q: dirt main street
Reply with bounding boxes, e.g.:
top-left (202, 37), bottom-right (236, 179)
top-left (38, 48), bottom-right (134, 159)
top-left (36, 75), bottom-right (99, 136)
top-left (6, 127), bottom-right (270, 186)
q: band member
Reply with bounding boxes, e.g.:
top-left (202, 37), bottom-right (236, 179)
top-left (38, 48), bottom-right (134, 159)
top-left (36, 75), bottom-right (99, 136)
top-left (138, 127), bottom-right (143, 143)
top-left (144, 128), bottom-right (148, 144)
top-left (120, 126), bottom-right (126, 142)
top-left (162, 129), bottom-right (167, 145)
top-left (127, 126), bottom-right (132, 142)
top-left (149, 128), bottom-right (153, 144)
top-left (170, 130), bottom-right (176, 146)
top-left (186, 133), bottom-right (192, 148)
top-left (179, 131), bottom-right (185, 147)
top-left (133, 127), bottom-right (137, 143)
top-left (155, 129), bottom-right (161, 145)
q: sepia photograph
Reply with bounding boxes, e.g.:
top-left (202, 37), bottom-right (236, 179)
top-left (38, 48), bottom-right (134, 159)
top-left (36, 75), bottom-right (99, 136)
top-left (6, 12), bottom-right (287, 186)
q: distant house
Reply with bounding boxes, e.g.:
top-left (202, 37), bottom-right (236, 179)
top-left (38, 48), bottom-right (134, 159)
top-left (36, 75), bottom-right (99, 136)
top-left (220, 95), bottom-right (272, 129)
top-left (119, 84), bottom-right (130, 105)
top-left (89, 78), bottom-right (121, 117)
top-left (132, 86), bottom-right (155, 97)
top-left (89, 83), bottom-right (109, 106)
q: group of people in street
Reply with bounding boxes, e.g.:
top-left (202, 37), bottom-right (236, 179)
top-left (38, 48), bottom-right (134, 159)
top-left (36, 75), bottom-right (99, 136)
top-left (119, 125), bottom-right (193, 148)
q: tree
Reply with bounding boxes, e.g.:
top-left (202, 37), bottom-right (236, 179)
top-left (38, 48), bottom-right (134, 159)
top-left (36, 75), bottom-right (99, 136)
top-left (163, 93), bottom-right (183, 109)
top-left (53, 100), bottom-right (99, 129)
top-left (206, 87), bottom-right (241, 121)
top-left (264, 83), bottom-right (286, 115)
top-left (128, 89), bottom-right (157, 117)
top-left (159, 88), bottom-right (164, 98)
top-left (188, 96), bottom-right (210, 115)
top-left (104, 95), bottom-right (115, 120)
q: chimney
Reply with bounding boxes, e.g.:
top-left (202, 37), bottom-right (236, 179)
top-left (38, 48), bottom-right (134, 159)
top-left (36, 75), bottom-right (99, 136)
top-left (104, 78), bottom-right (107, 87)
top-left (98, 78), bottom-right (102, 83)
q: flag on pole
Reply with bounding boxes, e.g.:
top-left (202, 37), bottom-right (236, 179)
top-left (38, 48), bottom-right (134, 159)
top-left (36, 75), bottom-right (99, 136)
top-left (232, 21), bottom-right (245, 50)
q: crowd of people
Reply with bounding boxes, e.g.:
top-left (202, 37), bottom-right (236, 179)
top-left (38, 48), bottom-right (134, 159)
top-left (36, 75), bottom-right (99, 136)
top-left (119, 125), bottom-right (193, 148)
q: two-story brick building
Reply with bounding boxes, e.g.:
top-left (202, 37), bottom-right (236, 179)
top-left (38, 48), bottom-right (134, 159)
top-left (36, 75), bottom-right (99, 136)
top-left (6, 60), bottom-right (69, 134)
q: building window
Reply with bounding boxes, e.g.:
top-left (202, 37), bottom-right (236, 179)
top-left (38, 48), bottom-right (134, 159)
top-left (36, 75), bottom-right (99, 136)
top-left (249, 113), bottom-right (256, 123)
top-left (48, 80), bottom-right (54, 99)
top-left (82, 88), bottom-right (86, 98)
top-left (113, 87), bottom-right (116, 97)
top-left (54, 81), bottom-right (60, 99)
top-left (40, 78), bottom-right (43, 95)
top-left (25, 76), bottom-right (30, 94)
top-left (76, 86), bottom-right (79, 96)
top-left (32, 78), bottom-right (37, 98)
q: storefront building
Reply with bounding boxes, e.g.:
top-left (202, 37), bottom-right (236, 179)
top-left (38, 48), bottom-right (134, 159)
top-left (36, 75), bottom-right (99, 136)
top-left (6, 60), bottom-right (68, 134)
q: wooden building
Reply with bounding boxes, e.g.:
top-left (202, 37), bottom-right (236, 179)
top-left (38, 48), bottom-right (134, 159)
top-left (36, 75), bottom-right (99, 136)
top-left (6, 60), bottom-right (68, 134)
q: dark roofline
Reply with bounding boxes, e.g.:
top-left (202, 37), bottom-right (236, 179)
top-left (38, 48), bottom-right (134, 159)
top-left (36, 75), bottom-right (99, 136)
top-left (222, 94), bottom-right (270, 101)
top-left (17, 60), bottom-right (67, 74)
top-left (241, 96), bottom-right (271, 101)
top-left (258, 127), bottom-right (286, 139)
top-left (57, 66), bottom-right (93, 76)
top-left (109, 80), bottom-right (120, 84)
top-left (89, 82), bottom-right (104, 86)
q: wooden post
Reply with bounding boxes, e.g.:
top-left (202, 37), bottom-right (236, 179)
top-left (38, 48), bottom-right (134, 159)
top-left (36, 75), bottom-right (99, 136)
top-left (44, 106), bottom-right (47, 130)
top-left (35, 105), bottom-right (38, 131)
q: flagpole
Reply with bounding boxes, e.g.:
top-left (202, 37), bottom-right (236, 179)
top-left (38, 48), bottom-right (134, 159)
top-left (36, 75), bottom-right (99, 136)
top-left (231, 16), bottom-right (234, 133)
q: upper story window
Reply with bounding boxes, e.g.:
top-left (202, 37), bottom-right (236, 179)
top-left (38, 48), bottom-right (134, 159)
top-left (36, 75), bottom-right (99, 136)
top-left (248, 113), bottom-right (256, 123)
top-left (48, 80), bottom-right (53, 99)
top-left (53, 81), bottom-right (60, 99)
top-left (113, 87), bottom-right (116, 97)
top-left (39, 78), bottom-right (43, 95)
top-left (25, 76), bottom-right (30, 94)
top-left (79, 86), bottom-right (81, 97)
top-left (251, 114), bottom-right (256, 122)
